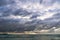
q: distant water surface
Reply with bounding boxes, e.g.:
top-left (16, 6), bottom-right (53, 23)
top-left (0, 34), bottom-right (60, 40)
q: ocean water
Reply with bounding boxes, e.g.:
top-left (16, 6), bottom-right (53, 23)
top-left (0, 34), bottom-right (60, 40)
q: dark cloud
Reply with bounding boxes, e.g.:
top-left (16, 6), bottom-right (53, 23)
top-left (0, 0), bottom-right (15, 6)
top-left (30, 13), bottom-right (40, 19)
top-left (0, 0), bottom-right (60, 32)
top-left (13, 9), bottom-right (31, 16)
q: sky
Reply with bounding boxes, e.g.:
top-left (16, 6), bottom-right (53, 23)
top-left (0, 0), bottom-right (60, 32)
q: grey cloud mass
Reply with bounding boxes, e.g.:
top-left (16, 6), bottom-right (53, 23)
top-left (0, 0), bottom-right (60, 32)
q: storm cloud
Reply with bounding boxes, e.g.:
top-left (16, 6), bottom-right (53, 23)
top-left (0, 0), bottom-right (60, 32)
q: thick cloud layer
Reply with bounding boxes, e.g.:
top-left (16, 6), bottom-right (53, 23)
top-left (0, 0), bottom-right (60, 32)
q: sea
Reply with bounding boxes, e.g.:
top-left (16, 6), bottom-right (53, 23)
top-left (0, 34), bottom-right (60, 40)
